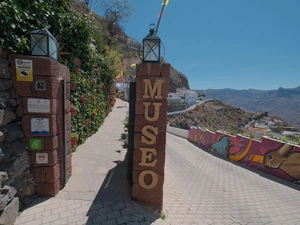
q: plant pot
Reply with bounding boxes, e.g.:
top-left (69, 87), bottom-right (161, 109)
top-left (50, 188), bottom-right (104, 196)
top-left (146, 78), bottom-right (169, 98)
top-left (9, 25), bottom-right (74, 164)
top-left (80, 96), bottom-right (86, 104)
top-left (74, 68), bottom-right (80, 75)
top-left (70, 81), bottom-right (77, 91)
top-left (71, 137), bottom-right (78, 147)
top-left (70, 107), bottom-right (77, 116)
top-left (92, 112), bottom-right (97, 119)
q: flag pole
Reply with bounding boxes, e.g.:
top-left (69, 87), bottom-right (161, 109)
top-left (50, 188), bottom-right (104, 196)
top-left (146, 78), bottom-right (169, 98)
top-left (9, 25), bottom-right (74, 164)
top-left (155, 0), bottom-right (168, 34)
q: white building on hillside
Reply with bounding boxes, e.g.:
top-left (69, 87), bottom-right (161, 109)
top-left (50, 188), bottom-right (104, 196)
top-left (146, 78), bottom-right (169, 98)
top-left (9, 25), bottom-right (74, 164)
top-left (167, 93), bottom-right (182, 104)
top-left (185, 90), bottom-right (198, 106)
top-left (176, 87), bottom-right (187, 97)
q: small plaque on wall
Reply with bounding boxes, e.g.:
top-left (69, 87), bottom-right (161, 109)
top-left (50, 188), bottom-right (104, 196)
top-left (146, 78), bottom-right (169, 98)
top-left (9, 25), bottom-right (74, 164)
top-left (36, 153), bottom-right (48, 164)
top-left (30, 138), bottom-right (43, 150)
top-left (31, 118), bottom-right (49, 135)
top-left (28, 98), bottom-right (50, 113)
top-left (15, 59), bottom-right (33, 81)
top-left (35, 80), bottom-right (46, 91)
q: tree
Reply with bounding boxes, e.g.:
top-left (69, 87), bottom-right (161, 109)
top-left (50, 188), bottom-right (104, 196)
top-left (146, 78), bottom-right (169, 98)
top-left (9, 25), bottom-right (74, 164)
top-left (99, 0), bottom-right (133, 44)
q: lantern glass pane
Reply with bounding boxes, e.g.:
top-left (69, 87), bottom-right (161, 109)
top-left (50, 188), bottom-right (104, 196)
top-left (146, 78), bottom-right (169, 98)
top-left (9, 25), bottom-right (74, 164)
top-left (143, 39), bottom-right (160, 62)
top-left (31, 34), bottom-right (48, 56)
top-left (30, 29), bottom-right (58, 60)
top-left (48, 36), bottom-right (58, 60)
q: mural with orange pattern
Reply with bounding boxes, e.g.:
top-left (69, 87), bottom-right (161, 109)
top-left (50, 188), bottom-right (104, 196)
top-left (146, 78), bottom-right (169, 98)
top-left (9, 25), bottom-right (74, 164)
top-left (188, 127), bottom-right (300, 183)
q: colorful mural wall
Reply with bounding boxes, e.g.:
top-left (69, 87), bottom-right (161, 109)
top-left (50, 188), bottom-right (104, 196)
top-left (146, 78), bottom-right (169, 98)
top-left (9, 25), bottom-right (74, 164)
top-left (188, 126), bottom-right (300, 183)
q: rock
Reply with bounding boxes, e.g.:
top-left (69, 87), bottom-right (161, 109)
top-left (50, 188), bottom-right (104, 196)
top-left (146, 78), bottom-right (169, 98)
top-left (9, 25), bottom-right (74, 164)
top-left (4, 126), bottom-right (22, 143)
top-left (0, 197), bottom-right (19, 225)
top-left (12, 141), bottom-right (26, 156)
top-left (0, 58), bottom-right (10, 79)
top-left (0, 172), bottom-right (8, 187)
top-left (12, 175), bottom-right (35, 198)
top-left (2, 185), bottom-right (17, 199)
top-left (2, 152), bottom-right (29, 184)
top-left (0, 194), bottom-right (9, 211)
top-left (6, 99), bottom-right (17, 107)
top-left (0, 148), bottom-right (11, 164)
top-left (7, 87), bottom-right (16, 99)
top-left (0, 131), bottom-right (4, 143)
top-left (0, 109), bottom-right (16, 126)
top-left (0, 93), bottom-right (9, 98)
top-left (0, 149), bottom-right (4, 161)
top-left (0, 186), bottom-right (16, 211)
top-left (252, 111), bottom-right (268, 120)
top-left (0, 80), bottom-right (13, 91)
top-left (0, 98), bottom-right (5, 109)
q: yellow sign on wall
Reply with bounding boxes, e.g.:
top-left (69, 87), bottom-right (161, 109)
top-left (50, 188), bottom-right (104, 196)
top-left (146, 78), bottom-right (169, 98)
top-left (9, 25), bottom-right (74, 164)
top-left (15, 59), bottom-right (33, 81)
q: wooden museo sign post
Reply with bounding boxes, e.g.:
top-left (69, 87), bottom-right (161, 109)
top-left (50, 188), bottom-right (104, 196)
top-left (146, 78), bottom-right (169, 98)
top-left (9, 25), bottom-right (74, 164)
top-left (132, 63), bottom-right (170, 208)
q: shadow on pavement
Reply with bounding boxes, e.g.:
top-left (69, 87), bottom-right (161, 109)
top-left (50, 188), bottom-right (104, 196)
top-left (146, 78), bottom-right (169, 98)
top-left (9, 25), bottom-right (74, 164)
top-left (85, 146), bottom-right (160, 225)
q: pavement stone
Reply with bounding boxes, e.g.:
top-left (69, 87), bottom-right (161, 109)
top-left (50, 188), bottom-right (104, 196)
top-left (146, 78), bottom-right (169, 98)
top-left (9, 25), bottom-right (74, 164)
top-left (14, 98), bottom-right (300, 225)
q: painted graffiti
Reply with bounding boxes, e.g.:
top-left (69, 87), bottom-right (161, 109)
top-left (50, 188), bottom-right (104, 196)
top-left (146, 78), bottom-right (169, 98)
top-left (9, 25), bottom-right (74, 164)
top-left (188, 126), bottom-right (300, 183)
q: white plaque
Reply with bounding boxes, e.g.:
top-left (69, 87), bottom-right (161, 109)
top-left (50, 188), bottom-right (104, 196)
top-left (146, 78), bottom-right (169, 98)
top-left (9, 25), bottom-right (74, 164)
top-left (28, 98), bottom-right (50, 113)
top-left (36, 153), bottom-right (48, 164)
top-left (31, 118), bottom-right (49, 135)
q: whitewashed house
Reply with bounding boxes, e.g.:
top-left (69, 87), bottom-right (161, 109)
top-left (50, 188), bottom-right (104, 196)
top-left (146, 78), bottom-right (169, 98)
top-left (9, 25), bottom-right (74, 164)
top-left (176, 87), bottom-right (187, 98)
top-left (167, 93), bottom-right (182, 104)
top-left (185, 90), bottom-right (198, 106)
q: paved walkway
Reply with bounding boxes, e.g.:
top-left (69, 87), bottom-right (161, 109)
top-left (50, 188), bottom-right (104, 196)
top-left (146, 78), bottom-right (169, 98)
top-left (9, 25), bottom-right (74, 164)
top-left (15, 98), bottom-right (300, 225)
top-left (15, 99), bottom-right (161, 225)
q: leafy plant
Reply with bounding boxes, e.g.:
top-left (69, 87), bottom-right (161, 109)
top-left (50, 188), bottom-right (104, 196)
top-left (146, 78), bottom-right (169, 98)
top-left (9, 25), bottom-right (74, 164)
top-left (161, 211), bottom-right (167, 220)
top-left (1, 0), bottom-right (124, 149)
top-left (71, 133), bottom-right (79, 138)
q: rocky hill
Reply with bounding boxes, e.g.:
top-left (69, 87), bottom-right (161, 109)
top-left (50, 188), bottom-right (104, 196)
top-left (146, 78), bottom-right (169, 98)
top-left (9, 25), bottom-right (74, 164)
top-left (167, 100), bottom-right (299, 135)
top-left (121, 37), bottom-right (190, 92)
top-left (199, 86), bottom-right (300, 129)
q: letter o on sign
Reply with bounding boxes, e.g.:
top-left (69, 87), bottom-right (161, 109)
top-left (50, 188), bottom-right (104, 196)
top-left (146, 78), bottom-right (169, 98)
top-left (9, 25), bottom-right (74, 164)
top-left (138, 170), bottom-right (158, 189)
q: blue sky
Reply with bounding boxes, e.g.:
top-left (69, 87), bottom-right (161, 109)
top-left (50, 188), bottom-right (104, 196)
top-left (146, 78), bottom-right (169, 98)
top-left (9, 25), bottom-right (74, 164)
top-left (95, 0), bottom-right (300, 90)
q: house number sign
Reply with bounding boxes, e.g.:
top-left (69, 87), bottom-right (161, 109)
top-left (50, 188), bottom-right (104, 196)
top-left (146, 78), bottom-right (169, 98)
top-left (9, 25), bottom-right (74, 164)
top-left (35, 80), bottom-right (46, 91)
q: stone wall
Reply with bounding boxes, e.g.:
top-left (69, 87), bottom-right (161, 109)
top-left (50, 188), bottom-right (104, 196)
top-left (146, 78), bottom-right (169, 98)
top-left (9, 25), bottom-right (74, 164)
top-left (0, 49), bottom-right (35, 208)
top-left (10, 54), bottom-right (71, 197)
top-left (167, 104), bottom-right (186, 113)
top-left (132, 63), bottom-right (170, 209)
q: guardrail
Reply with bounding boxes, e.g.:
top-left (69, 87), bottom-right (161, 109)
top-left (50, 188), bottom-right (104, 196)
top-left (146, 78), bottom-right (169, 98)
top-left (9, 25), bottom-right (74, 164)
top-left (166, 124), bottom-right (188, 138)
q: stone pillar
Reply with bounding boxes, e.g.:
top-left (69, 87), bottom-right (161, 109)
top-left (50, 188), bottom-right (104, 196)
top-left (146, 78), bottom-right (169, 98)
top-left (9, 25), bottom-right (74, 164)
top-left (10, 54), bottom-right (71, 197)
top-left (132, 63), bottom-right (170, 208)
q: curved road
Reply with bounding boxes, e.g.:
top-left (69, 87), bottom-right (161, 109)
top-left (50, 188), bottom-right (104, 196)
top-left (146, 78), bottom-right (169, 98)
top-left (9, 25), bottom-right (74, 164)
top-left (159, 133), bottom-right (300, 225)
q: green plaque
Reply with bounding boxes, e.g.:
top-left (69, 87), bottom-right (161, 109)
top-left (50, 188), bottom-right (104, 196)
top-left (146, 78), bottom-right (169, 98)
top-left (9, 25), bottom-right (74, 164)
top-left (30, 138), bottom-right (42, 150)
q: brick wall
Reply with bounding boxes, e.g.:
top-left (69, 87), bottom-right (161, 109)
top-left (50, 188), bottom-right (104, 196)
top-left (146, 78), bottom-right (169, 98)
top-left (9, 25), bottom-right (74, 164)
top-left (132, 63), bottom-right (170, 208)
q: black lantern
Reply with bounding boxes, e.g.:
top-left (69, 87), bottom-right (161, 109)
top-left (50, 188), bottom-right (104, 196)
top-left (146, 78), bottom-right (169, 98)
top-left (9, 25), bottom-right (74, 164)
top-left (142, 24), bottom-right (161, 63)
top-left (30, 28), bottom-right (58, 61)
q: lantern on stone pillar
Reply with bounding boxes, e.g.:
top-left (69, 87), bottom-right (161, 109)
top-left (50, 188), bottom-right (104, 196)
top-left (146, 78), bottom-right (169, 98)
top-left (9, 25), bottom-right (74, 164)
top-left (142, 24), bottom-right (161, 63)
top-left (30, 28), bottom-right (58, 61)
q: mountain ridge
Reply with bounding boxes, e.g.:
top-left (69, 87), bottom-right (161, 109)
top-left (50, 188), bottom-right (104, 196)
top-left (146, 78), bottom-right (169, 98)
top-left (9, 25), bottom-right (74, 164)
top-left (198, 86), bottom-right (300, 129)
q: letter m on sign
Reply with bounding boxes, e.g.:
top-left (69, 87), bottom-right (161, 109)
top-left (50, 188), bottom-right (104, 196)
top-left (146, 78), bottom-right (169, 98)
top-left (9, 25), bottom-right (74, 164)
top-left (143, 79), bottom-right (164, 100)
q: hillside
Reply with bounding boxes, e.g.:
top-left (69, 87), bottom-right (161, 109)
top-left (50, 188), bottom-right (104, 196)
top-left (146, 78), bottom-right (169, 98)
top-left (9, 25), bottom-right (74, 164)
top-left (121, 36), bottom-right (190, 92)
top-left (167, 100), bottom-right (299, 135)
top-left (200, 86), bottom-right (300, 129)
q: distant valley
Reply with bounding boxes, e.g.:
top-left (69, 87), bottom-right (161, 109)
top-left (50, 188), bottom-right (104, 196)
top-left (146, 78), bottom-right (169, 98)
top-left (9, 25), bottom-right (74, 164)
top-left (198, 86), bottom-right (300, 129)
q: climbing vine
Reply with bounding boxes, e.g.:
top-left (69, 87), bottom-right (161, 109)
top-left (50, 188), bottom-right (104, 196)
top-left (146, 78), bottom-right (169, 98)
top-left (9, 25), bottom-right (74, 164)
top-left (0, 0), bottom-right (121, 147)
